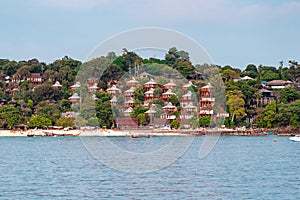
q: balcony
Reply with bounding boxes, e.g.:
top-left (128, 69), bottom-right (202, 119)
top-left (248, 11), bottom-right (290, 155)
top-left (201, 97), bottom-right (215, 102)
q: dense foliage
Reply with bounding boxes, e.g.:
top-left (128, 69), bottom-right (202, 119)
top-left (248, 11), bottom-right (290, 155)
top-left (0, 49), bottom-right (300, 129)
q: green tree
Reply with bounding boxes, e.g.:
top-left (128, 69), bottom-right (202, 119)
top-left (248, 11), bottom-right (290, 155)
top-left (189, 114), bottom-right (199, 128)
top-left (95, 93), bottom-right (114, 128)
top-left (80, 95), bottom-right (97, 120)
top-left (244, 64), bottom-right (258, 78)
top-left (258, 100), bottom-right (277, 128)
top-left (36, 101), bottom-right (60, 124)
top-left (154, 87), bottom-right (163, 98)
top-left (173, 111), bottom-right (181, 118)
top-left (87, 117), bottom-right (100, 126)
top-left (199, 116), bottom-right (211, 127)
top-left (137, 113), bottom-right (145, 126)
top-left (56, 117), bottom-right (75, 128)
top-left (74, 117), bottom-right (87, 127)
top-left (17, 65), bottom-right (31, 80)
top-left (168, 95), bottom-right (180, 107)
top-left (101, 64), bottom-right (125, 83)
top-left (276, 100), bottom-right (300, 127)
top-left (29, 115), bottom-right (52, 128)
top-left (279, 87), bottom-right (299, 103)
top-left (170, 120), bottom-right (181, 129)
top-left (32, 83), bottom-right (63, 105)
top-left (134, 86), bottom-right (144, 103)
top-left (222, 69), bottom-right (239, 82)
top-left (262, 70), bottom-right (280, 81)
top-left (0, 105), bottom-right (22, 129)
top-left (130, 105), bottom-right (147, 118)
top-left (226, 90), bottom-right (246, 123)
top-left (27, 99), bottom-right (33, 109)
top-left (60, 99), bottom-right (71, 112)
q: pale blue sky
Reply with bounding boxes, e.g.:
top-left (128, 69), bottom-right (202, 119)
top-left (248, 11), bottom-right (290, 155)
top-left (0, 0), bottom-right (299, 69)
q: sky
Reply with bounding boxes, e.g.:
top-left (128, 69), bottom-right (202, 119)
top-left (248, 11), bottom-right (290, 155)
top-left (0, 0), bottom-right (300, 69)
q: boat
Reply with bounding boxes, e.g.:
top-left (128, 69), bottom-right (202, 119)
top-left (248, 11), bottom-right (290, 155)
top-left (289, 135), bottom-right (300, 142)
top-left (52, 131), bottom-right (80, 137)
top-left (130, 133), bottom-right (151, 138)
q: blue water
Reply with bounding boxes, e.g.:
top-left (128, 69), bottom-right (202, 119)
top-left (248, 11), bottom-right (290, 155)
top-left (0, 136), bottom-right (299, 200)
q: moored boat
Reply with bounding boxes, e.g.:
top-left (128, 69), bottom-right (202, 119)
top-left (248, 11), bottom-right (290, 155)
top-left (289, 135), bottom-right (300, 142)
top-left (130, 133), bottom-right (151, 138)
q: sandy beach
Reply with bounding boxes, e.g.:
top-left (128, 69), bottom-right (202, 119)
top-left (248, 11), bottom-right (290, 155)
top-left (0, 128), bottom-right (192, 137)
top-left (0, 127), bottom-right (290, 137)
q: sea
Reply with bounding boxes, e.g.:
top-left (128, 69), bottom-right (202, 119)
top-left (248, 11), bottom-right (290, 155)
top-left (0, 136), bottom-right (299, 200)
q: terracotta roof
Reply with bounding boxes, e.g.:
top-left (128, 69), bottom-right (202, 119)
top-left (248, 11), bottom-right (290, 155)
top-left (202, 83), bottom-right (213, 89)
top-left (107, 85), bottom-right (120, 91)
top-left (164, 80), bottom-right (176, 87)
top-left (109, 96), bottom-right (117, 103)
top-left (52, 81), bottom-right (62, 87)
top-left (124, 87), bottom-right (135, 93)
top-left (266, 80), bottom-right (291, 86)
top-left (126, 77), bottom-right (139, 84)
top-left (30, 73), bottom-right (41, 78)
top-left (145, 109), bottom-right (156, 114)
top-left (89, 83), bottom-right (99, 89)
top-left (124, 107), bottom-right (133, 113)
top-left (240, 76), bottom-right (254, 80)
top-left (71, 82), bottom-right (81, 88)
top-left (182, 81), bottom-right (194, 88)
top-left (182, 91), bottom-right (192, 97)
top-left (68, 93), bottom-right (81, 100)
top-left (163, 102), bottom-right (176, 109)
top-left (124, 99), bottom-right (135, 104)
top-left (144, 78), bottom-right (157, 85)
top-left (162, 89), bottom-right (176, 96)
top-left (145, 88), bottom-right (155, 94)
top-left (259, 88), bottom-right (272, 93)
top-left (183, 103), bottom-right (197, 109)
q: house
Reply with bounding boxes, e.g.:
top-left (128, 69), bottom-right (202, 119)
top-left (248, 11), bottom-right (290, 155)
top-left (126, 77), bottom-right (139, 87)
top-left (123, 87), bottom-right (135, 99)
top-left (61, 112), bottom-right (80, 118)
top-left (69, 82), bottom-right (81, 92)
top-left (240, 76), bottom-right (254, 81)
top-left (182, 81), bottom-right (195, 92)
top-left (52, 81), bottom-right (62, 88)
top-left (27, 73), bottom-right (43, 83)
top-left (86, 78), bottom-right (98, 87)
top-left (181, 91), bottom-right (193, 107)
top-left (163, 73), bottom-right (182, 79)
top-left (123, 107), bottom-right (133, 117)
top-left (199, 83), bottom-right (215, 116)
top-left (144, 88), bottom-right (157, 103)
top-left (68, 93), bottom-right (81, 104)
top-left (88, 83), bottom-right (99, 93)
top-left (143, 79), bottom-right (158, 90)
top-left (139, 72), bottom-right (153, 79)
top-left (109, 96), bottom-right (118, 105)
top-left (12, 73), bottom-right (21, 83)
top-left (107, 85), bottom-right (121, 96)
top-left (162, 80), bottom-right (176, 92)
top-left (256, 88), bottom-right (275, 106)
top-left (5, 82), bottom-right (19, 95)
top-left (180, 103), bottom-right (197, 119)
top-left (266, 80), bottom-right (293, 89)
top-left (123, 98), bottom-right (135, 108)
top-left (160, 102), bottom-right (177, 125)
top-left (92, 94), bottom-right (98, 101)
top-left (115, 117), bottom-right (138, 129)
top-left (161, 89), bottom-right (176, 102)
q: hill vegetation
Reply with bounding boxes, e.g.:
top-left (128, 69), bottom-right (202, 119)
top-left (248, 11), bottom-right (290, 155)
top-left (0, 48), bottom-right (300, 130)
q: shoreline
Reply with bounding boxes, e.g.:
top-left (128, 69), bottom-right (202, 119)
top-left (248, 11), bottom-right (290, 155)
top-left (0, 128), bottom-right (298, 137)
